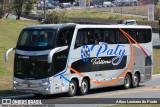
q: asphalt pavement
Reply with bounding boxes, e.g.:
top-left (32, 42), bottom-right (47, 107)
top-left (153, 33), bottom-right (160, 46)
top-left (2, 75), bottom-right (160, 104)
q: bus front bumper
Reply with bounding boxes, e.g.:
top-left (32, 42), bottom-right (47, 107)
top-left (13, 85), bottom-right (53, 95)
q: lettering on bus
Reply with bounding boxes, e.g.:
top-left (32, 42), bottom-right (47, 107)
top-left (81, 42), bottom-right (127, 65)
top-left (24, 51), bottom-right (37, 55)
top-left (91, 58), bottom-right (111, 65)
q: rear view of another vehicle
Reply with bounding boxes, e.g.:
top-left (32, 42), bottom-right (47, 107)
top-left (123, 20), bottom-right (137, 25)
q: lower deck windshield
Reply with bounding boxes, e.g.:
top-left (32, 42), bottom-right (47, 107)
top-left (14, 54), bottom-right (53, 79)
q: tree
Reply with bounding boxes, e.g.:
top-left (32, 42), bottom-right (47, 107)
top-left (43, 11), bottom-right (70, 24)
top-left (4, 0), bottom-right (14, 18)
top-left (12, 0), bottom-right (35, 20)
top-left (24, 0), bottom-right (34, 15)
top-left (0, 0), bottom-right (5, 18)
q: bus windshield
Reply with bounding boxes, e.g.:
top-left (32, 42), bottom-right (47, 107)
top-left (17, 29), bottom-right (57, 50)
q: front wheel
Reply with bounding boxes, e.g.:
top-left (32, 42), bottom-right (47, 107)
top-left (80, 79), bottom-right (89, 95)
top-left (132, 73), bottom-right (139, 88)
top-left (123, 74), bottom-right (131, 89)
top-left (68, 80), bottom-right (77, 97)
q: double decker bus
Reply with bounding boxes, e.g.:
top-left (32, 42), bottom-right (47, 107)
top-left (5, 24), bottom-right (153, 97)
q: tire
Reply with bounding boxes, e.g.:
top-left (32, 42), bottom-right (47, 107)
top-left (68, 79), bottom-right (77, 97)
top-left (80, 78), bottom-right (89, 95)
top-left (123, 74), bottom-right (131, 89)
top-left (132, 73), bottom-right (139, 88)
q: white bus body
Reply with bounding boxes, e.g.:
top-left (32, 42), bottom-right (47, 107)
top-left (5, 24), bottom-right (153, 96)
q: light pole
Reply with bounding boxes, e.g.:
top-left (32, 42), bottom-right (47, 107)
top-left (43, 0), bottom-right (46, 20)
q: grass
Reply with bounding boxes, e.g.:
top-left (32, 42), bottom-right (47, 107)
top-left (0, 18), bottom-right (38, 91)
top-left (104, 104), bottom-right (160, 107)
top-left (52, 9), bottom-right (147, 21)
top-left (153, 46), bottom-right (160, 74)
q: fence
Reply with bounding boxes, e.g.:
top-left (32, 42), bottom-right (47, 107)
top-left (89, 5), bottom-right (147, 17)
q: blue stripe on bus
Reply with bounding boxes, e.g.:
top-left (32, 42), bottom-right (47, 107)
top-left (60, 74), bottom-right (70, 82)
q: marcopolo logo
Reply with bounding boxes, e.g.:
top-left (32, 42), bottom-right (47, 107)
top-left (81, 42), bottom-right (127, 65)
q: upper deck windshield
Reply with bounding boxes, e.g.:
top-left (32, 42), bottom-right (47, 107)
top-left (17, 29), bottom-right (57, 51)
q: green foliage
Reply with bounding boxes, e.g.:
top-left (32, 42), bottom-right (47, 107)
top-left (44, 11), bottom-right (70, 24)
top-left (0, 0), bottom-right (4, 18)
top-left (155, 6), bottom-right (160, 20)
top-left (13, 0), bottom-right (35, 20)
top-left (24, 0), bottom-right (34, 15)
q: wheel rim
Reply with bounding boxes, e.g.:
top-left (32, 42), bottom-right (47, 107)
top-left (133, 75), bottom-right (138, 86)
top-left (125, 76), bottom-right (130, 87)
top-left (69, 82), bottom-right (75, 95)
top-left (81, 81), bottom-right (87, 93)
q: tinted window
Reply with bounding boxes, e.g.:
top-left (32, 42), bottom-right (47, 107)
top-left (75, 29), bottom-right (104, 48)
top-left (18, 29), bottom-right (56, 47)
top-left (16, 29), bottom-right (57, 51)
top-left (75, 28), bottom-right (151, 48)
top-left (56, 29), bottom-right (74, 47)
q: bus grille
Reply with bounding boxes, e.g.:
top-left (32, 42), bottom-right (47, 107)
top-left (17, 83), bottom-right (40, 88)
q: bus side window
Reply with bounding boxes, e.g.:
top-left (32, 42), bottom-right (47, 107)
top-left (56, 32), bottom-right (67, 47)
top-left (116, 30), bottom-right (127, 43)
top-left (137, 30), bottom-right (143, 43)
top-left (144, 30), bottom-right (151, 43)
top-left (75, 30), bottom-right (88, 48)
top-left (104, 30), bottom-right (110, 43)
top-left (87, 31), bottom-right (94, 44)
top-left (66, 29), bottom-right (74, 46)
top-left (94, 30), bottom-right (104, 44)
top-left (127, 30), bottom-right (137, 43)
top-left (110, 31), bottom-right (116, 44)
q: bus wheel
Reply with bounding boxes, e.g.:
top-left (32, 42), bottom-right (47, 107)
top-left (123, 74), bottom-right (131, 89)
top-left (68, 79), bottom-right (77, 97)
top-left (80, 78), bottom-right (89, 95)
top-left (132, 73), bottom-right (139, 88)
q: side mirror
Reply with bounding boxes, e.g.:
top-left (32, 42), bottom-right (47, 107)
top-left (4, 48), bottom-right (15, 62)
top-left (48, 46), bottom-right (68, 63)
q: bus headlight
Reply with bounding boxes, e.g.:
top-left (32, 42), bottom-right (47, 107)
top-left (41, 80), bottom-right (50, 86)
top-left (14, 81), bottom-right (18, 85)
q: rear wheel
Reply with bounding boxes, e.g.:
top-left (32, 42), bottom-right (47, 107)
top-left (80, 78), bottom-right (89, 95)
top-left (68, 80), bottom-right (77, 97)
top-left (132, 73), bottom-right (139, 88)
top-left (123, 74), bottom-right (131, 89)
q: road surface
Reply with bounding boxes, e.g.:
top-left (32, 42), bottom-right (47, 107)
top-left (4, 14), bottom-right (32, 20)
top-left (2, 75), bottom-right (160, 104)
top-left (153, 33), bottom-right (160, 46)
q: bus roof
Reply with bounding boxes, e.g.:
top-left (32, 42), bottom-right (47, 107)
top-left (24, 24), bottom-right (151, 30)
top-left (75, 24), bottom-right (152, 29)
top-left (24, 23), bottom-right (76, 30)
